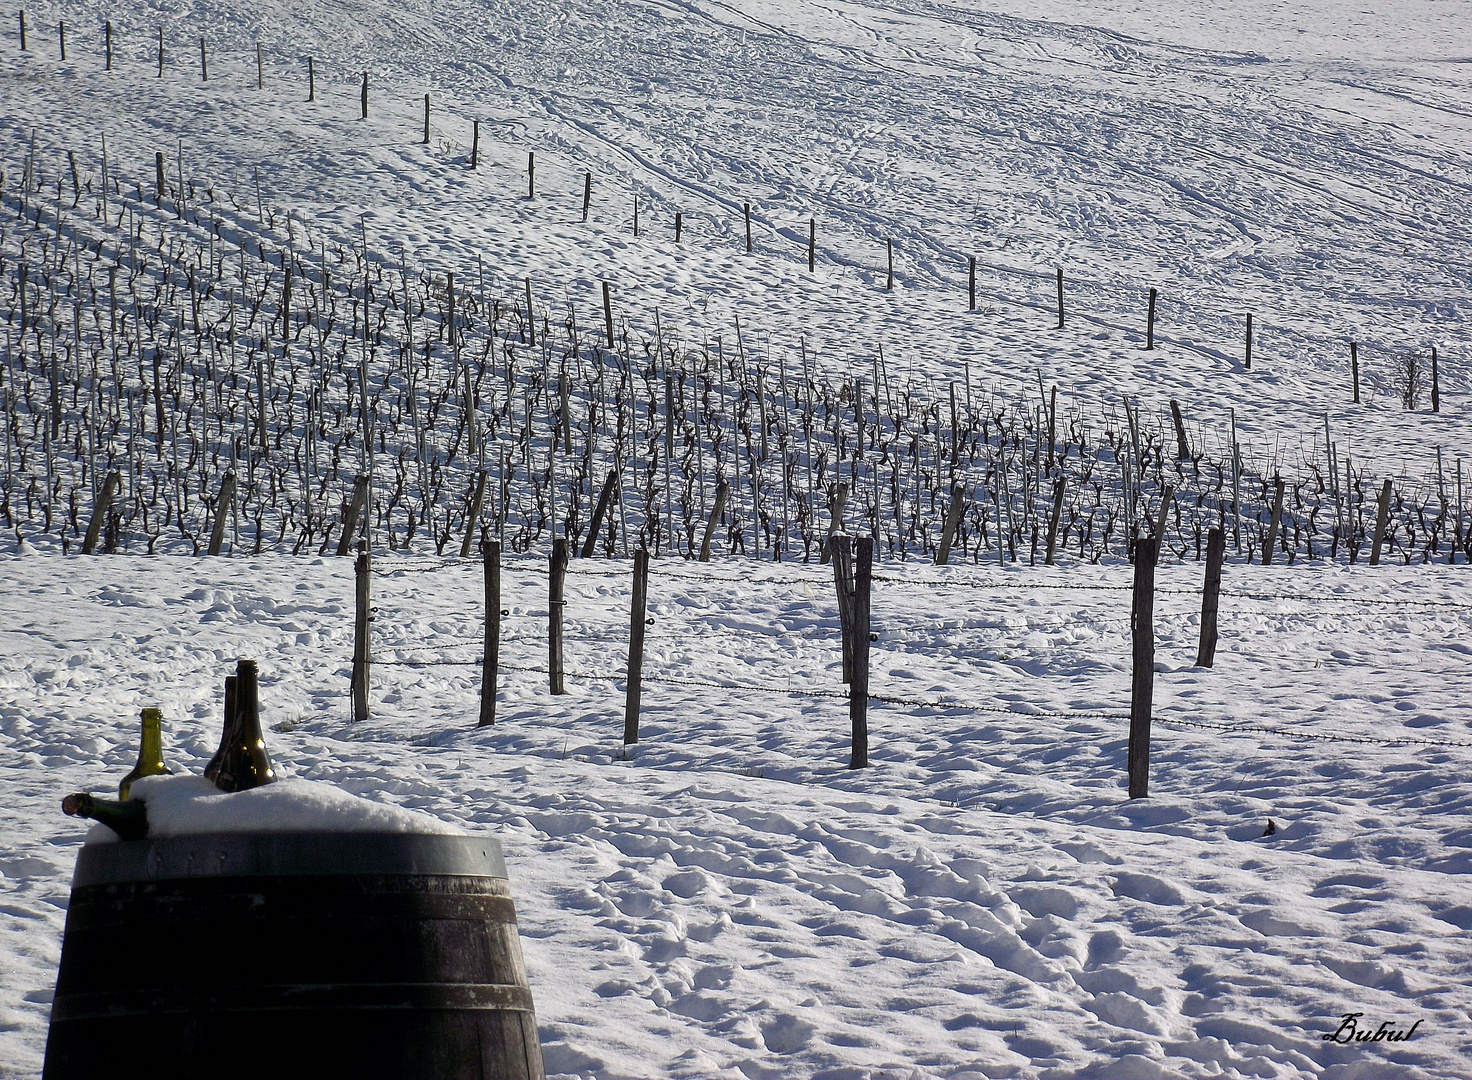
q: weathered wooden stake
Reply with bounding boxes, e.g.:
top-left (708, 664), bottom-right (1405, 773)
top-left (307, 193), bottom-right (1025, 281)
top-left (1153, 482), bottom-right (1174, 564)
top-left (832, 535), bottom-right (854, 683)
top-left (602, 281), bottom-right (615, 350)
top-left (1431, 346), bottom-right (1440, 413)
top-left (351, 546), bottom-right (371, 722)
top-left (1146, 287), bottom-right (1157, 350)
top-left (199, 36), bottom-right (207, 81)
top-left (808, 217), bottom-right (816, 272)
top-left (524, 277), bottom-right (536, 347)
top-left (549, 538), bottom-right (568, 695)
top-left (1351, 341), bottom-right (1360, 403)
top-left (527, 152), bottom-right (535, 198)
top-left (1195, 527), bottom-right (1225, 667)
top-left (1128, 537), bottom-right (1157, 798)
top-left (423, 93), bottom-right (430, 144)
top-left (18, 10), bottom-right (25, 50)
top-left (307, 56), bottom-right (315, 101)
top-left (360, 72), bottom-right (368, 118)
top-left (623, 549), bottom-right (649, 745)
top-left (633, 194), bottom-right (639, 236)
top-left (886, 239), bottom-right (894, 290)
top-left (698, 479), bottom-right (729, 562)
top-left (582, 171), bottom-right (591, 221)
top-left (256, 41), bottom-right (262, 89)
top-left (104, 20), bottom-right (111, 70)
top-left (744, 202), bottom-right (752, 252)
top-left (155, 151), bottom-right (166, 202)
top-left (207, 470), bottom-right (236, 556)
top-left (1244, 313), bottom-right (1253, 370)
top-left (1262, 477), bottom-right (1285, 565)
top-left (459, 471), bottom-right (487, 558)
top-left (470, 120), bottom-right (478, 167)
top-left (1045, 475), bottom-right (1066, 565)
top-left (849, 536), bottom-right (873, 770)
top-left (1056, 267), bottom-right (1064, 328)
top-left (585, 471), bottom-right (619, 558)
top-left (1170, 399), bottom-right (1189, 459)
top-left (1369, 479), bottom-right (1393, 565)
top-left (478, 540), bottom-right (501, 727)
top-left (821, 482), bottom-right (848, 564)
top-left (675, 212), bottom-right (682, 243)
top-left (336, 474), bottom-right (369, 556)
top-left (935, 485), bottom-right (965, 565)
top-left (156, 27), bottom-right (163, 76)
top-left (82, 471), bottom-right (121, 554)
top-left (968, 256), bottom-right (976, 311)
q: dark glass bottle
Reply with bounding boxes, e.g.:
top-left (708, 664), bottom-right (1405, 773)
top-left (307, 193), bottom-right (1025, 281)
top-left (62, 792), bottom-right (148, 841)
top-left (203, 675), bottom-right (239, 783)
top-left (214, 659), bottom-right (276, 792)
top-left (119, 706), bottom-right (174, 801)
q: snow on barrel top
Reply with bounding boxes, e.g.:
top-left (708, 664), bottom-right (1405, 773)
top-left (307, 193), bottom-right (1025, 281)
top-left (81, 774), bottom-right (462, 845)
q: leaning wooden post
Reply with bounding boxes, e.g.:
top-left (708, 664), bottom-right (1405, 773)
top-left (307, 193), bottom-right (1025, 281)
top-left (849, 536), bottom-right (873, 770)
top-left (744, 202), bottom-right (752, 252)
top-left (1153, 482), bottom-right (1174, 565)
top-left (549, 538), bottom-right (568, 695)
top-left (360, 72), bottom-right (368, 118)
top-left (623, 549), bottom-right (649, 745)
top-left (82, 471), bottom-right (121, 554)
top-left (478, 540), bottom-right (501, 727)
top-left (820, 481), bottom-right (848, 564)
top-left (1146, 287), bottom-right (1157, 350)
top-left (831, 535), bottom-right (854, 683)
top-left (336, 474), bottom-right (368, 555)
top-left (207, 470), bottom-right (236, 556)
top-left (1195, 527), bottom-right (1225, 667)
top-left (199, 36), bottom-right (207, 81)
top-left (1045, 475), bottom-right (1066, 566)
top-left (1170, 400), bottom-right (1190, 459)
top-left (351, 544), bottom-right (372, 722)
top-left (1128, 537), bottom-right (1157, 798)
top-left (582, 171), bottom-right (592, 222)
top-left (968, 256), bottom-right (976, 311)
top-left (458, 471), bottom-right (488, 558)
top-left (602, 281), bottom-right (615, 350)
top-left (1262, 477), bottom-right (1285, 565)
top-left (698, 479), bottom-right (730, 562)
top-left (935, 484), bottom-right (965, 565)
top-left (1369, 479), bottom-right (1393, 566)
top-left (584, 470), bottom-right (620, 558)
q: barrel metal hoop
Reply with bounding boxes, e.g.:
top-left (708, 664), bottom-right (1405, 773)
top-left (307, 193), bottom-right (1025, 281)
top-left (50, 981), bottom-right (536, 1021)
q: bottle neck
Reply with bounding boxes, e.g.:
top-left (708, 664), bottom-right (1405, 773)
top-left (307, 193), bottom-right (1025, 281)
top-left (137, 714), bottom-right (165, 769)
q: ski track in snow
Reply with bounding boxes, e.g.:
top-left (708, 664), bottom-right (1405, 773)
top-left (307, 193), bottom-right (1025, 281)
top-left (3, 0), bottom-right (1472, 1075)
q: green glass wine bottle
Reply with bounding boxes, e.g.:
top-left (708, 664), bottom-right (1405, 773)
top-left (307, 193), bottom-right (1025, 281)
top-left (213, 659), bottom-right (276, 793)
top-left (62, 792), bottom-right (149, 840)
top-left (203, 675), bottom-right (239, 783)
top-left (118, 706), bottom-right (174, 801)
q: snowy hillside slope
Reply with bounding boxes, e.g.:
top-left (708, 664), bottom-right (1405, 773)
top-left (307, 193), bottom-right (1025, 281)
top-left (2, 0), bottom-right (1471, 1076)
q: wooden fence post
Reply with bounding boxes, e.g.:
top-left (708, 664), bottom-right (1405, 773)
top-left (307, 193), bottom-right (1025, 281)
top-left (207, 470), bottom-right (236, 556)
top-left (1128, 536), bottom-right (1156, 798)
top-left (1262, 477), bottom-right (1285, 565)
top-left (549, 538), bottom-right (568, 695)
top-left (935, 484), bottom-right (965, 565)
top-left (623, 549), bottom-right (649, 745)
top-left (351, 545), bottom-right (371, 722)
top-left (479, 540), bottom-right (500, 727)
top-left (1045, 475), bottom-right (1066, 565)
top-left (831, 535), bottom-right (854, 683)
top-left (1351, 341), bottom-right (1360, 403)
top-left (1146, 288), bottom-right (1157, 350)
top-left (849, 536), bottom-right (873, 770)
top-left (585, 470), bottom-right (619, 558)
top-left (459, 470), bottom-right (487, 558)
top-left (1056, 267), bottom-right (1064, 328)
top-left (1195, 527), bottom-right (1224, 667)
top-left (336, 474), bottom-right (368, 555)
top-left (1369, 479), bottom-right (1393, 565)
top-left (602, 281), bottom-right (615, 350)
top-left (698, 479), bottom-right (729, 562)
top-left (82, 470), bottom-right (120, 554)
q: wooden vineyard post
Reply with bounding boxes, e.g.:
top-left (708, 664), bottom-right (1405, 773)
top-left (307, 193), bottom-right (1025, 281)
top-left (1128, 537), bottom-right (1157, 798)
top-left (524, 277), bottom-right (536, 347)
top-left (935, 485), bottom-right (965, 565)
top-left (549, 538), bottom-right (568, 695)
top-left (155, 151), bottom-right (166, 202)
top-left (256, 41), bottom-right (263, 89)
top-left (1369, 479), bottom-right (1393, 565)
top-left (698, 479), bottom-right (729, 562)
top-left (821, 481), bottom-right (848, 564)
top-left (1196, 527), bottom-right (1225, 667)
top-left (831, 535), bottom-right (854, 683)
top-left (1431, 346), bottom-right (1440, 413)
top-left (623, 549), bottom-right (649, 745)
top-left (337, 474), bottom-right (369, 555)
top-left (470, 119), bottom-right (478, 167)
top-left (582, 171), bottom-right (591, 222)
top-left (1146, 287), bottom-right (1157, 350)
top-left (308, 56), bottom-right (315, 101)
top-left (459, 470), bottom-right (487, 558)
top-left (1262, 477), bottom-right (1285, 565)
top-left (886, 239), bottom-right (894, 290)
top-left (849, 536), bottom-right (873, 770)
top-left (1244, 313), bottom-right (1253, 371)
top-left (82, 471), bottom-right (121, 555)
top-left (1153, 482), bottom-right (1174, 564)
top-left (1056, 267), bottom-right (1064, 328)
top-left (199, 36), bottom-right (207, 81)
top-left (1351, 341), bottom-right (1360, 403)
top-left (585, 470), bottom-right (620, 558)
top-left (18, 10), bottom-right (25, 50)
top-left (808, 218), bottom-right (816, 272)
top-left (351, 545), bottom-right (372, 722)
top-left (158, 28), bottom-right (163, 76)
top-left (104, 20), bottom-right (111, 70)
top-left (1170, 400), bottom-right (1189, 459)
top-left (633, 194), bottom-right (639, 236)
top-left (360, 72), bottom-right (368, 118)
top-left (207, 470), bottom-right (236, 556)
top-left (674, 211), bottom-right (682, 243)
top-left (423, 93), bottom-right (430, 144)
top-left (1045, 475), bottom-right (1066, 566)
top-left (968, 256), bottom-right (976, 311)
top-left (527, 152), bottom-right (535, 198)
top-left (603, 281), bottom-right (615, 350)
top-left (479, 541), bottom-right (501, 727)
top-left (744, 202), bottom-right (752, 252)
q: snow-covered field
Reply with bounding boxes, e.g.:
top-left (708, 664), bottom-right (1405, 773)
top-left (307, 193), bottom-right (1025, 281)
top-left (2, 0), bottom-right (1471, 1076)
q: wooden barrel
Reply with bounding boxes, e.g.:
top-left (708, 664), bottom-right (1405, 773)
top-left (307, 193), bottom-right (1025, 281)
top-left (43, 832), bottom-right (544, 1080)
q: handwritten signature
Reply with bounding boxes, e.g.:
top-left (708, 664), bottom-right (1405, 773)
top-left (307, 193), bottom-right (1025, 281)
top-left (1323, 1013), bottom-right (1424, 1044)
